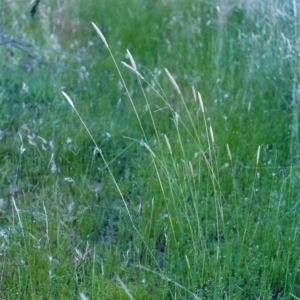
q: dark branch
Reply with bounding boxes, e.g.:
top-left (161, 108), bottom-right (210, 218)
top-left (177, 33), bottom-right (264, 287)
top-left (30, 0), bottom-right (41, 17)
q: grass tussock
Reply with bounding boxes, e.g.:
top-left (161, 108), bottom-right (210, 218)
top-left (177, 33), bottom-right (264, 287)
top-left (0, 0), bottom-right (300, 299)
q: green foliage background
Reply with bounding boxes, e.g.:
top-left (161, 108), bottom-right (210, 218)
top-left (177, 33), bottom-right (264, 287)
top-left (0, 0), bottom-right (299, 299)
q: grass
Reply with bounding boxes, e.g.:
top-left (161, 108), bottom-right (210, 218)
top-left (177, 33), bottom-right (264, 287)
top-left (0, 0), bottom-right (300, 299)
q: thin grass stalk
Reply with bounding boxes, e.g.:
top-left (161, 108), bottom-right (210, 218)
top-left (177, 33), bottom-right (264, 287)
top-left (123, 63), bottom-right (204, 151)
top-left (42, 199), bottom-right (52, 284)
top-left (61, 91), bottom-right (160, 268)
top-left (123, 53), bottom-right (182, 250)
top-left (92, 23), bottom-right (148, 145)
top-left (157, 73), bottom-right (214, 262)
top-left (115, 275), bottom-right (134, 300)
top-left (91, 246), bottom-right (96, 299)
top-left (197, 92), bottom-right (223, 240)
top-left (137, 265), bottom-right (202, 300)
top-left (242, 145), bottom-right (261, 244)
top-left (92, 28), bottom-right (180, 261)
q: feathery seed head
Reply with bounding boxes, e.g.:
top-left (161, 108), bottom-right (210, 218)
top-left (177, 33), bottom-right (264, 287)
top-left (256, 145), bottom-right (261, 165)
top-left (121, 62), bottom-right (144, 79)
top-left (91, 22), bottom-right (108, 48)
top-left (126, 49), bottom-right (137, 70)
top-left (62, 91), bottom-right (74, 108)
top-left (164, 134), bottom-right (172, 155)
top-left (192, 86), bottom-right (197, 102)
top-left (226, 143), bottom-right (232, 161)
top-left (209, 125), bottom-right (214, 143)
top-left (165, 68), bottom-right (181, 95)
top-left (197, 91), bottom-right (204, 112)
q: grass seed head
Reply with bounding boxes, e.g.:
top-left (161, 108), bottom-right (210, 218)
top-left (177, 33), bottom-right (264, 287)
top-left (142, 141), bottom-right (156, 157)
top-left (164, 134), bottom-right (172, 155)
top-left (197, 91), bottom-right (204, 112)
top-left (91, 22), bottom-right (108, 48)
top-left (62, 91), bottom-right (74, 108)
top-left (209, 125), bottom-right (214, 144)
top-left (189, 161), bottom-right (194, 177)
top-left (126, 49), bottom-right (137, 70)
top-left (165, 68), bottom-right (181, 95)
top-left (192, 86), bottom-right (197, 102)
top-left (121, 61), bottom-right (144, 79)
top-left (256, 145), bottom-right (261, 165)
top-left (79, 292), bottom-right (89, 300)
top-left (226, 143), bottom-right (232, 161)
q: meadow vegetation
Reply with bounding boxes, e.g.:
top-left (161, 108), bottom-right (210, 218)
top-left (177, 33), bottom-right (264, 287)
top-left (0, 0), bottom-right (300, 299)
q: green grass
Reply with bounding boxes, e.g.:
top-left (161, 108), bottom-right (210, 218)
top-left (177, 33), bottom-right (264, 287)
top-left (1, 0), bottom-right (300, 299)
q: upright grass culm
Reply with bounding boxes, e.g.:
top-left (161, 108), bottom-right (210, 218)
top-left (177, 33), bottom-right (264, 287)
top-left (63, 23), bottom-right (216, 296)
top-left (61, 90), bottom-right (157, 267)
top-left (64, 21), bottom-right (234, 297)
top-left (63, 11), bottom-right (300, 296)
top-left (1, 0), bottom-right (300, 299)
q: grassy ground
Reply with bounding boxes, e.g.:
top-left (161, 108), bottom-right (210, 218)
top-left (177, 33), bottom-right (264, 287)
top-left (0, 0), bottom-right (300, 299)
